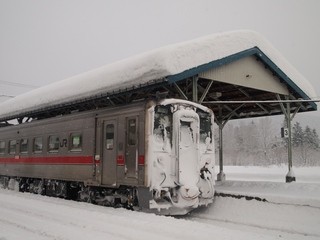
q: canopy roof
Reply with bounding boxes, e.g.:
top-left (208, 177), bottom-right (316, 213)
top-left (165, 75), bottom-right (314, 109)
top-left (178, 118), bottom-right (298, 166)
top-left (0, 30), bottom-right (317, 123)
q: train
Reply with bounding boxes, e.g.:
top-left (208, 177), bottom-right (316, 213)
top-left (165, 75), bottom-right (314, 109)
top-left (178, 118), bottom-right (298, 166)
top-left (0, 98), bottom-right (215, 215)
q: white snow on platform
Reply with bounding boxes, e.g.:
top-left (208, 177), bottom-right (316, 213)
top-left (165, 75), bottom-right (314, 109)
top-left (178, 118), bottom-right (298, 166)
top-left (191, 166), bottom-right (320, 238)
top-left (215, 180), bottom-right (320, 207)
top-left (215, 165), bottom-right (320, 207)
top-left (192, 195), bottom-right (320, 238)
top-left (222, 165), bottom-right (320, 183)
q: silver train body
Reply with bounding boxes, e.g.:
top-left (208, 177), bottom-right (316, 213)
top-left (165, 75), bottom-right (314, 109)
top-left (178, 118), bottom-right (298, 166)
top-left (0, 99), bottom-right (215, 215)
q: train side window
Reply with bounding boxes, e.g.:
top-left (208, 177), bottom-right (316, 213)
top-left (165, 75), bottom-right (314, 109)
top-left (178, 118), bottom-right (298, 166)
top-left (48, 135), bottom-right (59, 152)
top-left (33, 137), bottom-right (43, 153)
top-left (70, 133), bottom-right (82, 151)
top-left (0, 141), bottom-right (5, 154)
top-left (105, 124), bottom-right (114, 150)
top-left (9, 140), bottom-right (17, 154)
top-left (128, 119), bottom-right (136, 146)
top-left (20, 139), bottom-right (29, 154)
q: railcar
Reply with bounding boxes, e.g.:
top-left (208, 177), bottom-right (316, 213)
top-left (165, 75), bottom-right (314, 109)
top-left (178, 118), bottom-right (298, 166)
top-left (0, 99), bottom-right (215, 215)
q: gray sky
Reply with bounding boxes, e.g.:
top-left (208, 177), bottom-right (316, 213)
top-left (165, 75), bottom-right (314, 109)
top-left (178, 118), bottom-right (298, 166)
top-left (0, 0), bottom-right (319, 120)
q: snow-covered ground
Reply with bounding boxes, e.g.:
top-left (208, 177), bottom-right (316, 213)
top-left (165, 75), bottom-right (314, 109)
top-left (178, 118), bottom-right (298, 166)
top-left (1, 165), bottom-right (320, 240)
top-left (222, 165), bottom-right (320, 183)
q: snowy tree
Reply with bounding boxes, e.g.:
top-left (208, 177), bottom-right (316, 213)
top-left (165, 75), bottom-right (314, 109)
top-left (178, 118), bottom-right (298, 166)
top-left (291, 122), bottom-right (320, 165)
top-left (305, 128), bottom-right (320, 150)
top-left (313, 129), bottom-right (320, 147)
top-left (302, 126), bottom-right (320, 165)
top-left (219, 118), bottom-right (320, 167)
top-left (234, 125), bottom-right (245, 151)
top-left (292, 122), bottom-right (304, 148)
top-left (257, 117), bottom-right (276, 164)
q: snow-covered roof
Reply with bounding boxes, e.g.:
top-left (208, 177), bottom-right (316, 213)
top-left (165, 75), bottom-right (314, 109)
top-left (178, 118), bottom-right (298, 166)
top-left (0, 30), bottom-right (317, 121)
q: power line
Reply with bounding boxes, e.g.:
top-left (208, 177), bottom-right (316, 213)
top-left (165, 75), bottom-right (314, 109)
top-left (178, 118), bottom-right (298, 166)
top-left (0, 94), bottom-right (15, 98)
top-left (203, 99), bottom-right (320, 104)
top-left (0, 80), bottom-right (37, 89)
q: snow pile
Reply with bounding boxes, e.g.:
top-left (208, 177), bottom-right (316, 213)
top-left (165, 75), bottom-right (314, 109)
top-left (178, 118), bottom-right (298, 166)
top-left (0, 30), bottom-right (316, 120)
top-left (0, 189), bottom-right (297, 240)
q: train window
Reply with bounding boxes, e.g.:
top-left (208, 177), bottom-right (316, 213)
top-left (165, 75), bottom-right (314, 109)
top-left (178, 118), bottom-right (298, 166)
top-left (105, 124), bottom-right (114, 150)
top-left (70, 133), bottom-right (82, 151)
top-left (128, 119), bottom-right (136, 146)
top-left (20, 139), bottom-right (28, 154)
top-left (9, 140), bottom-right (17, 154)
top-left (198, 110), bottom-right (213, 151)
top-left (48, 135), bottom-right (60, 152)
top-left (154, 105), bottom-right (173, 151)
top-left (180, 121), bottom-right (194, 146)
top-left (33, 137), bottom-right (43, 153)
top-left (0, 141), bottom-right (5, 154)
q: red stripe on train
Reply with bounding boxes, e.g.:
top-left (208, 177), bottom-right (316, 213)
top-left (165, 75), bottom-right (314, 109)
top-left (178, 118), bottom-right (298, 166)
top-left (117, 155), bottom-right (125, 166)
top-left (0, 156), bottom-right (93, 165)
top-left (138, 155), bottom-right (145, 165)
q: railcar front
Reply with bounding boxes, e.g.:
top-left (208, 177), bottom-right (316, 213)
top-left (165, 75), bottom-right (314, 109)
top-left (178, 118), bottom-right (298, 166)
top-left (145, 99), bottom-right (215, 215)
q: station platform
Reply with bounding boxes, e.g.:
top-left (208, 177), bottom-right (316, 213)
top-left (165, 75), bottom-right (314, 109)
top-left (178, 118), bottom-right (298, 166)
top-left (215, 180), bottom-right (320, 208)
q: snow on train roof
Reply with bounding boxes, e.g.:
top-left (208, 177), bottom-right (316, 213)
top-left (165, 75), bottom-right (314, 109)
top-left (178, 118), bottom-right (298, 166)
top-left (0, 30), bottom-right (316, 120)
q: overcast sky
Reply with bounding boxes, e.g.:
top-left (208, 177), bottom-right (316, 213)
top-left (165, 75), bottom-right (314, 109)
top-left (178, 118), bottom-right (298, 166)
top-left (0, 1), bottom-right (319, 114)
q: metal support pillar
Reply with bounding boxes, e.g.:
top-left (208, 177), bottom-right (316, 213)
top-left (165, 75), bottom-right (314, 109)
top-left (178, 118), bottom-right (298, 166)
top-left (217, 122), bottom-right (226, 181)
top-left (285, 103), bottom-right (296, 182)
top-left (277, 94), bottom-right (300, 182)
top-left (215, 103), bottom-right (243, 181)
top-left (216, 105), bottom-right (232, 181)
top-left (285, 101), bottom-right (295, 182)
top-left (192, 76), bottom-right (198, 103)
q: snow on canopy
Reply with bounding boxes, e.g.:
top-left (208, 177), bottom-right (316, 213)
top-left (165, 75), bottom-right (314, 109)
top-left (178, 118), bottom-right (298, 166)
top-left (0, 30), bottom-right (316, 120)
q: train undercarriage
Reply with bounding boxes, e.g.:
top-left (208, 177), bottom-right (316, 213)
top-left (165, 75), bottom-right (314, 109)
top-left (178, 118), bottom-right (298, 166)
top-left (0, 175), bottom-right (138, 210)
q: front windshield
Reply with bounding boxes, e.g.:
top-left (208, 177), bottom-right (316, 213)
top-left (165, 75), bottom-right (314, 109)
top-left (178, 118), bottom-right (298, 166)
top-left (198, 110), bottom-right (213, 150)
top-left (153, 105), bottom-right (172, 151)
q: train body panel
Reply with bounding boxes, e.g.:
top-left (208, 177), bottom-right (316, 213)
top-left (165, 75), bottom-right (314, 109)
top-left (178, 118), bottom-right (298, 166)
top-left (0, 99), bottom-right (215, 215)
top-left (0, 114), bottom-right (95, 182)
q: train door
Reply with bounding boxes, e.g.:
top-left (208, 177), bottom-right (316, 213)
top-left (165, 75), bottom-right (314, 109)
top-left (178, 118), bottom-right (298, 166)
top-left (173, 110), bottom-right (200, 186)
top-left (102, 119), bottom-right (117, 185)
top-left (125, 116), bottom-right (138, 179)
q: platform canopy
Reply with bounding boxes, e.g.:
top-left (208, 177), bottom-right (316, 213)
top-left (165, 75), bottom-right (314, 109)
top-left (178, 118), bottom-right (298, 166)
top-left (0, 30), bottom-right (317, 124)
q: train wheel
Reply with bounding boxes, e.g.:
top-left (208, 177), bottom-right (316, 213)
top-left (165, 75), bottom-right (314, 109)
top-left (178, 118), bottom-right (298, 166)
top-left (78, 185), bottom-right (93, 203)
top-left (0, 176), bottom-right (9, 189)
top-left (29, 179), bottom-right (45, 195)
